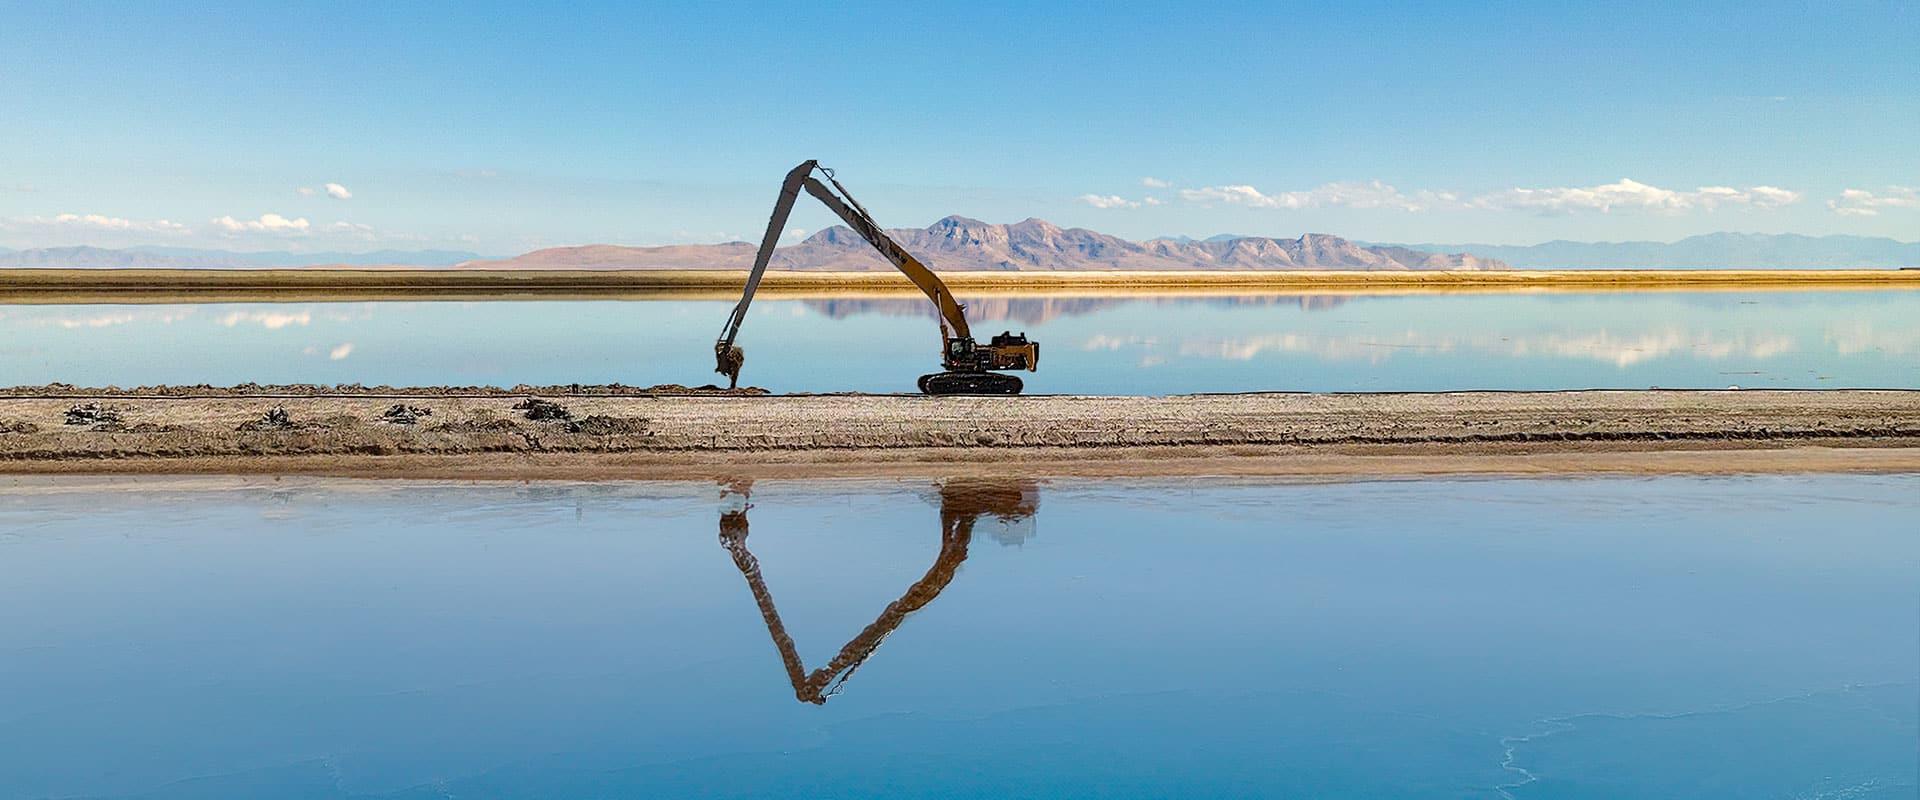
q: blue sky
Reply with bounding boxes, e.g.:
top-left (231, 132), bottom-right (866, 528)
top-left (1, 0), bottom-right (1915, 254)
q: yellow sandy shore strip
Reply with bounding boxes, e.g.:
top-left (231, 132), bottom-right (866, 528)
top-left (3, 268), bottom-right (1916, 304)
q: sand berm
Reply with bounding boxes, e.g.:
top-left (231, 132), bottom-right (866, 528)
top-left (2, 385), bottom-right (1917, 480)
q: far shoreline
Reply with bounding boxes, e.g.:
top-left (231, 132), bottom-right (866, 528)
top-left (2, 267), bottom-right (1917, 304)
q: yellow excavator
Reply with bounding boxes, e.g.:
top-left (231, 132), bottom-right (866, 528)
top-left (715, 160), bottom-right (1040, 395)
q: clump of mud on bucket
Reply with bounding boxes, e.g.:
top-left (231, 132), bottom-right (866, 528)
top-left (716, 344), bottom-right (745, 387)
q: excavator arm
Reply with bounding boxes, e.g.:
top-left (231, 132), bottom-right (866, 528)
top-left (714, 160), bottom-right (1037, 395)
top-left (803, 169), bottom-right (972, 342)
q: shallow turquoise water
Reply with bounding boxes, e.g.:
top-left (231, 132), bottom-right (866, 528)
top-left (2, 290), bottom-right (1917, 393)
top-left (0, 474), bottom-right (1914, 798)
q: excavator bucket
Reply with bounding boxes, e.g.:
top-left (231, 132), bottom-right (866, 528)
top-left (715, 344), bottom-right (745, 389)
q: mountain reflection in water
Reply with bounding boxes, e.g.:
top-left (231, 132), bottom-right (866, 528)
top-left (803, 294), bottom-right (1354, 325)
top-left (3, 291), bottom-right (1914, 392)
top-left (719, 478), bottom-right (1039, 704)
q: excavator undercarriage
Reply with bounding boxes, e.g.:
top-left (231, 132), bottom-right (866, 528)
top-left (715, 160), bottom-right (1040, 396)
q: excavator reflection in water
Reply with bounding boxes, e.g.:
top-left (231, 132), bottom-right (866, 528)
top-left (719, 478), bottom-right (1039, 705)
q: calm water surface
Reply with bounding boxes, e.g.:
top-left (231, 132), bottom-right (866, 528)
top-left (2, 290), bottom-right (1916, 393)
top-left (1, 474), bottom-right (1915, 799)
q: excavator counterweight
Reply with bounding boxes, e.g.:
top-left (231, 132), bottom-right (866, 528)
top-left (715, 160), bottom-right (1040, 395)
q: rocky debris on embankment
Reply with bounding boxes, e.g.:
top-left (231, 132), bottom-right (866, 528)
top-left (63, 403), bottom-right (123, 427)
top-left (513, 398), bottom-right (574, 421)
top-left (381, 404), bottom-right (434, 425)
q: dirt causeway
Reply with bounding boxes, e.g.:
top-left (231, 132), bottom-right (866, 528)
top-left (0, 387), bottom-right (1916, 480)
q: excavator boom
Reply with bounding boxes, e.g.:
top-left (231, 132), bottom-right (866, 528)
top-left (715, 161), bottom-right (1038, 395)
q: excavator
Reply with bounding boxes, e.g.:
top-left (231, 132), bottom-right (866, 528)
top-left (715, 160), bottom-right (1040, 395)
top-left (719, 477), bottom-right (1039, 704)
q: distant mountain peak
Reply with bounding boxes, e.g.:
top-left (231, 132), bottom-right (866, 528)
top-left (1009, 216), bottom-right (1059, 229)
top-left (802, 226), bottom-right (862, 246)
top-left (928, 214), bottom-right (990, 229)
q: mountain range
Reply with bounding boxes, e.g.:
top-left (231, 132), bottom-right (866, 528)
top-left (5, 228), bottom-right (1912, 271)
top-left (460, 216), bottom-right (1502, 271)
top-left (1381, 233), bottom-right (1920, 268)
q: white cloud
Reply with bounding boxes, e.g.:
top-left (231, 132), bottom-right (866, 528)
top-left (1179, 184), bottom-right (1287, 208)
top-left (1172, 328), bottom-right (1794, 367)
top-left (1077, 194), bottom-right (1141, 209)
top-left (295, 182), bottom-right (353, 200)
top-left (1082, 334), bottom-right (1159, 351)
top-left (784, 227), bottom-right (807, 240)
top-left (328, 343), bottom-right (354, 360)
top-left (1142, 197), bottom-right (1164, 206)
top-left (1178, 181), bottom-right (1450, 211)
top-left (1506, 329), bottom-right (1796, 366)
top-left (1173, 177), bottom-right (1800, 215)
top-left (17, 213), bottom-right (191, 234)
top-left (325, 221), bottom-right (375, 233)
top-left (1827, 186), bottom-right (1918, 217)
top-left (4, 211), bottom-right (422, 245)
top-left (212, 213), bottom-right (312, 234)
top-left (1470, 179), bottom-right (1801, 214)
top-left (32, 309), bottom-right (197, 329)
top-left (1140, 177), bottom-right (1172, 188)
top-left (1744, 186), bottom-right (1802, 207)
top-left (1827, 321), bottom-right (1920, 355)
top-left (220, 310), bottom-right (312, 329)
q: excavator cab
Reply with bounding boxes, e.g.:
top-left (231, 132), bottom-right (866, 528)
top-left (715, 161), bottom-right (1042, 396)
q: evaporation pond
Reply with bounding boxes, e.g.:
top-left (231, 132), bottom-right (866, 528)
top-left (3, 290), bottom-right (1917, 393)
top-left (1, 473), bottom-right (1915, 798)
